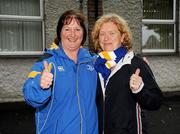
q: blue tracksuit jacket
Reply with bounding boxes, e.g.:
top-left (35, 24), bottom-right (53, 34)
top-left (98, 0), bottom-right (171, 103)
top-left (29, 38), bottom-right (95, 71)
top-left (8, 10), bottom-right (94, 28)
top-left (23, 46), bottom-right (98, 134)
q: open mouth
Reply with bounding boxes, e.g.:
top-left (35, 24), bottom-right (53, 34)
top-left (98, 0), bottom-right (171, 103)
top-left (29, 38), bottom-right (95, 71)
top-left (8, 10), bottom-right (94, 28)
top-left (68, 38), bottom-right (77, 42)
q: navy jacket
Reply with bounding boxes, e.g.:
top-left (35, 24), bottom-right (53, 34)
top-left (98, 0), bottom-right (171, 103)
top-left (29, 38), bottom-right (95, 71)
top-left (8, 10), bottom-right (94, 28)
top-left (96, 51), bottom-right (163, 134)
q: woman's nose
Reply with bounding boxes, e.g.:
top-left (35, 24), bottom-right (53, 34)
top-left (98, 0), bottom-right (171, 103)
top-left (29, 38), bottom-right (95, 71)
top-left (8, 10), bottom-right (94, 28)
top-left (104, 33), bottom-right (110, 41)
top-left (70, 30), bottom-right (75, 37)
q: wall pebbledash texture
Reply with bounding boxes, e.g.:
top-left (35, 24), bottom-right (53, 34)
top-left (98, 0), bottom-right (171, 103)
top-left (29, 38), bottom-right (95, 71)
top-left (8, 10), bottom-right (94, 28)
top-left (0, 0), bottom-right (180, 103)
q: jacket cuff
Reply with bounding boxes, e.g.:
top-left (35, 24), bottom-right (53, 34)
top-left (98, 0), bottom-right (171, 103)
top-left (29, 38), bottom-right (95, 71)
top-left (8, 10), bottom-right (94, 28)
top-left (132, 82), bottom-right (144, 94)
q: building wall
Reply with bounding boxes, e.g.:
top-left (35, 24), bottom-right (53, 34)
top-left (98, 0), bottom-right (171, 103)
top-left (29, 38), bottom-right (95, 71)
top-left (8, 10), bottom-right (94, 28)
top-left (45, 0), bottom-right (82, 47)
top-left (104, 0), bottom-right (180, 92)
top-left (179, 1), bottom-right (180, 53)
top-left (87, 0), bottom-right (103, 52)
top-left (0, 0), bottom-right (180, 103)
top-left (0, 0), bottom-right (86, 103)
top-left (0, 58), bottom-right (36, 102)
top-left (147, 0), bottom-right (180, 92)
top-left (103, 0), bottom-right (143, 53)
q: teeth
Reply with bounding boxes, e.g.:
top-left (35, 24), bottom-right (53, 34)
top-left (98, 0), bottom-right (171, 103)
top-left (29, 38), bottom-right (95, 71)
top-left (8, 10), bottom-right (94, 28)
top-left (68, 38), bottom-right (76, 42)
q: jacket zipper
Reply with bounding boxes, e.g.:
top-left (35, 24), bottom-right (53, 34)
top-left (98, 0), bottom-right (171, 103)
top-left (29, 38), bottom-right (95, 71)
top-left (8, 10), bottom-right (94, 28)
top-left (102, 76), bottom-right (110, 134)
top-left (76, 63), bottom-right (83, 134)
top-left (76, 60), bottom-right (92, 134)
top-left (103, 83), bottom-right (108, 134)
top-left (103, 97), bottom-right (105, 134)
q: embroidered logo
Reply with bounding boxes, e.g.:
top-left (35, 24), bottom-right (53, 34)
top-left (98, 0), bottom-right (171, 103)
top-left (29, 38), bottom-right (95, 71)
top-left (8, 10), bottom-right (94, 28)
top-left (58, 66), bottom-right (65, 72)
top-left (86, 65), bottom-right (94, 71)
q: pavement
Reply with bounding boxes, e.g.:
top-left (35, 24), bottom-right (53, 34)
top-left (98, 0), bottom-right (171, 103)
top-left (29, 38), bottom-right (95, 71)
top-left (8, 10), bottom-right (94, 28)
top-left (146, 92), bottom-right (180, 134)
top-left (0, 92), bottom-right (180, 134)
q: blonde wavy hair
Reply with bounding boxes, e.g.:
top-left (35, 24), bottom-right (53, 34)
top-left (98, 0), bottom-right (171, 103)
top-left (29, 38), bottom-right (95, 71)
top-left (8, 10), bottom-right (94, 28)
top-left (91, 13), bottom-right (132, 52)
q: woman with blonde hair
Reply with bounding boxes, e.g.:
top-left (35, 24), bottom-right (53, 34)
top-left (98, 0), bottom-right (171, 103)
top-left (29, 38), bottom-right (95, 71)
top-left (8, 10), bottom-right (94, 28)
top-left (92, 13), bottom-right (163, 134)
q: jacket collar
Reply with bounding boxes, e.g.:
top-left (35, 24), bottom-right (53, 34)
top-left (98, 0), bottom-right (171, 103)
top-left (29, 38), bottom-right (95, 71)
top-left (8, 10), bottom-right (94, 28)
top-left (109, 50), bottom-right (134, 79)
top-left (49, 46), bottom-right (95, 64)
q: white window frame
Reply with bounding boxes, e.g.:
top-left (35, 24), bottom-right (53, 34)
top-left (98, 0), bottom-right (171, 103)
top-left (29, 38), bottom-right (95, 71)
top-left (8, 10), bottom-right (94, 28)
top-left (0, 0), bottom-right (44, 56)
top-left (142, 0), bottom-right (176, 53)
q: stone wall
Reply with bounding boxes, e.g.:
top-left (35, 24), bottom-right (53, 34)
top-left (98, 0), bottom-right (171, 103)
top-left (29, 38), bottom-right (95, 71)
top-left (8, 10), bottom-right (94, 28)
top-left (103, 0), bottom-right (143, 53)
top-left (44, 0), bottom-right (83, 47)
top-left (179, 1), bottom-right (180, 54)
top-left (147, 56), bottom-right (180, 92)
top-left (0, 58), bottom-right (37, 102)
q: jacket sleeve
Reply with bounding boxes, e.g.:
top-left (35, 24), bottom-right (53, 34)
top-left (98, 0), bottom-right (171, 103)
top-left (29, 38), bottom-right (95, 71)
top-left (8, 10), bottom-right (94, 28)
top-left (22, 61), bottom-right (52, 108)
top-left (132, 56), bottom-right (163, 110)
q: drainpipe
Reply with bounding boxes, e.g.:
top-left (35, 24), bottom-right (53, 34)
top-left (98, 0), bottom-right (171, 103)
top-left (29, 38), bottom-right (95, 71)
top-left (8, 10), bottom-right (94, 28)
top-left (79, 0), bottom-right (83, 11)
top-left (95, 0), bottom-right (98, 20)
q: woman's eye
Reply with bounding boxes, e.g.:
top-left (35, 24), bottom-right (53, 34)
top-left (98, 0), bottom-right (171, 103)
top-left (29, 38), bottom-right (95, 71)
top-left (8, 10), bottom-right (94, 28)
top-left (99, 33), bottom-right (105, 36)
top-left (65, 28), bottom-right (69, 31)
top-left (110, 32), bottom-right (115, 35)
top-left (75, 28), bottom-right (81, 31)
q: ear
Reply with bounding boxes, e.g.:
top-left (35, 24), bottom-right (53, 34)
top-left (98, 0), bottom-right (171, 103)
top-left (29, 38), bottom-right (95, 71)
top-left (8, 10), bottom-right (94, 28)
top-left (120, 33), bottom-right (125, 43)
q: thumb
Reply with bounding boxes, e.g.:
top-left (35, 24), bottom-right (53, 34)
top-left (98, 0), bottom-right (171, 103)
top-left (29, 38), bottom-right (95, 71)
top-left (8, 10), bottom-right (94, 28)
top-left (134, 68), bottom-right (140, 76)
top-left (43, 61), bottom-right (49, 72)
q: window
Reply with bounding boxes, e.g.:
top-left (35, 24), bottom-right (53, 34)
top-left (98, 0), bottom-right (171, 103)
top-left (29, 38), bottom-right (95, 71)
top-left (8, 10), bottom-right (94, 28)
top-left (0, 0), bottom-right (44, 55)
top-left (142, 0), bottom-right (176, 53)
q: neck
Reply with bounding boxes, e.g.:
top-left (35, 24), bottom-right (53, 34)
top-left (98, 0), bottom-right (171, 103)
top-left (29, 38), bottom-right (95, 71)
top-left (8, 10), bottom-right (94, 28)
top-left (64, 49), bottom-right (78, 63)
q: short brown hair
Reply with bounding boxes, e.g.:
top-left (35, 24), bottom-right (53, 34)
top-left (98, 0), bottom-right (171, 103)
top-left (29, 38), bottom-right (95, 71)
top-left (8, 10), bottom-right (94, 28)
top-left (55, 9), bottom-right (87, 46)
top-left (91, 13), bottom-right (132, 52)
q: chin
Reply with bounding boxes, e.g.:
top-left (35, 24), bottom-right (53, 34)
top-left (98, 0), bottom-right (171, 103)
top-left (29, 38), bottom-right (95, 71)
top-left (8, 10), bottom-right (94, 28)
top-left (104, 48), bottom-right (113, 51)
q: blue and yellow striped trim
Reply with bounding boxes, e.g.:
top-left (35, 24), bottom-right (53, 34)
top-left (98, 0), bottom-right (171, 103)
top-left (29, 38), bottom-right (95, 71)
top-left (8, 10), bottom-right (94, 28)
top-left (49, 42), bottom-right (59, 50)
top-left (28, 71), bottom-right (41, 78)
top-left (28, 63), bottom-right (52, 78)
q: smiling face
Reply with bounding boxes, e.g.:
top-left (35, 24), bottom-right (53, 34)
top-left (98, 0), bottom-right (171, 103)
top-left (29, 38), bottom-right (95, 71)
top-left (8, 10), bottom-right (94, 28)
top-left (61, 18), bottom-right (83, 53)
top-left (99, 22), bottom-right (124, 51)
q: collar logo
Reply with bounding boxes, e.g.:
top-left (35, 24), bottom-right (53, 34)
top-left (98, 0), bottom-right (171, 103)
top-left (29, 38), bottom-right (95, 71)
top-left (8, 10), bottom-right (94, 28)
top-left (86, 65), bottom-right (94, 71)
top-left (58, 66), bottom-right (65, 72)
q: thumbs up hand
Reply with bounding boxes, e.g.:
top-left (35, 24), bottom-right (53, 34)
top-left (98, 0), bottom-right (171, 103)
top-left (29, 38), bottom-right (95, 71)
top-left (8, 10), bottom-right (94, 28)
top-left (130, 68), bottom-right (143, 92)
top-left (40, 61), bottom-right (53, 89)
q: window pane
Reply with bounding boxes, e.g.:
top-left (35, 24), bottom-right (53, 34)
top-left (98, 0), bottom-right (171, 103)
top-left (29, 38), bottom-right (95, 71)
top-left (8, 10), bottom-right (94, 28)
top-left (0, 0), bottom-right (40, 16)
top-left (142, 24), bottom-right (174, 49)
top-left (0, 20), bottom-right (43, 51)
top-left (143, 0), bottom-right (173, 19)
